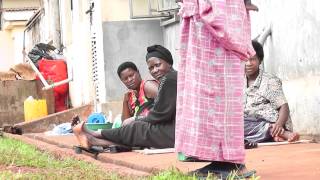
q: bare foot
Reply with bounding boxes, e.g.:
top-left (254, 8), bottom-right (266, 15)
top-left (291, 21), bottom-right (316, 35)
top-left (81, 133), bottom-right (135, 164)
top-left (72, 121), bottom-right (91, 149)
top-left (288, 132), bottom-right (300, 142)
top-left (273, 136), bottom-right (285, 142)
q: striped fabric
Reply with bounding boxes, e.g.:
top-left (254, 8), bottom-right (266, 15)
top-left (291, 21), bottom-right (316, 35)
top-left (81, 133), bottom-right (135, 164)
top-left (175, 0), bottom-right (255, 164)
top-left (128, 80), bottom-right (155, 117)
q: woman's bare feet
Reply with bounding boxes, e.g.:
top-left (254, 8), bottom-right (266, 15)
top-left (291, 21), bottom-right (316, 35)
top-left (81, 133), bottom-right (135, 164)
top-left (274, 131), bottom-right (300, 142)
top-left (72, 121), bottom-right (91, 149)
top-left (287, 132), bottom-right (300, 142)
top-left (273, 136), bottom-right (285, 142)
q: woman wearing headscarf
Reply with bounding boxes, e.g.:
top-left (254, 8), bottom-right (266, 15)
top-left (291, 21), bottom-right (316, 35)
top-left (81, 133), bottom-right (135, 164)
top-left (73, 45), bottom-right (177, 149)
top-left (175, 0), bottom-right (257, 178)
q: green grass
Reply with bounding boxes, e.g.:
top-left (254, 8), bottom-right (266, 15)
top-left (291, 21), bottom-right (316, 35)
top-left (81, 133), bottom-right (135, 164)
top-left (150, 167), bottom-right (260, 180)
top-left (0, 137), bottom-right (120, 179)
top-left (0, 137), bottom-right (260, 180)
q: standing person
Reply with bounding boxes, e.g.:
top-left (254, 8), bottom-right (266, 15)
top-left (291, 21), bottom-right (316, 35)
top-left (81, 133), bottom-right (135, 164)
top-left (117, 61), bottom-right (158, 122)
top-left (175, 0), bottom-right (257, 178)
top-left (73, 45), bottom-right (177, 149)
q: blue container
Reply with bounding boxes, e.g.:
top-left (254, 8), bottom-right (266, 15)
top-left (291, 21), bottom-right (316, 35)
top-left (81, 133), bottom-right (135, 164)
top-left (87, 113), bottom-right (107, 124)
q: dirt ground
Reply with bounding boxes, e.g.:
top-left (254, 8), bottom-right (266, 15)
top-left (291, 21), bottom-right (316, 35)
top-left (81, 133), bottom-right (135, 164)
top-left (4, 133), bottom-right (320, 179)
top-left (0, 165), bottom-right (41, 174)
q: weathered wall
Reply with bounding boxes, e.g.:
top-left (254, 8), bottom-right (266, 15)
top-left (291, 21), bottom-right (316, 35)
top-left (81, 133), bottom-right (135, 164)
top-left (0, 30), bottom-right (14, 71)
top-left (2, 0), bottom-right (39, 8)
top-left (0, 27), bottom-right (25, 71)
top-left (101, 0), bottom-right (130, 21)
top-left (0, 80), bottom-right (54, 127)
top-left (102, 20), bottom-right (164, 101)
top-left (14, 105), bottom-right (92, 134)
top-left (163, 22), bottom-right (180, 70)
top-left (251, 0), bottom-right (320, 135)
top-left (25, 0), bottom-right (96, 108)
top-left (101, 0), bottom-right (151, 22)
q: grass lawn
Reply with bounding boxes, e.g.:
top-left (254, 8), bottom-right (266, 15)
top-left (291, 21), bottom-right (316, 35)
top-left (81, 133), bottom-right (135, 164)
top-left (0, 136), bottom-right (259, 180)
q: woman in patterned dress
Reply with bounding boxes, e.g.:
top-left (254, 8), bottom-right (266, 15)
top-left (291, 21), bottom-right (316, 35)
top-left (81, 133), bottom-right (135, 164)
top-left (175, 0), bottom-right (257, 178)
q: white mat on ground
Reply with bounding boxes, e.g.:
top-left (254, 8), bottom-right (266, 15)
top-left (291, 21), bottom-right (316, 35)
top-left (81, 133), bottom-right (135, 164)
top-left (258, 139), bottom-right (313, 147)
top-left (133, 148), bottom-right (175, 155)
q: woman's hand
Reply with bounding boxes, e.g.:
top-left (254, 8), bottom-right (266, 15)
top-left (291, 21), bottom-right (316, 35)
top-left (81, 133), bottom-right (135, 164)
top-left (270, 123), bottom-right (285, 137)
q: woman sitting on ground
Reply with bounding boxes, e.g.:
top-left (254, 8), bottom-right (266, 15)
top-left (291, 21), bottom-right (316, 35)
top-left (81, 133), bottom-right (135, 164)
top-left (117, 61), bottom-right (158, 122)
top-left (244, 40), bottom-right (299, 143)
top-left (73, 44), bottom-right (177, 149)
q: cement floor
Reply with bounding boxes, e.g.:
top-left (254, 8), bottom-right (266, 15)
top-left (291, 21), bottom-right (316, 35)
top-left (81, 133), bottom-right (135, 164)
top-left (5, 133), bottom-right (320, 180)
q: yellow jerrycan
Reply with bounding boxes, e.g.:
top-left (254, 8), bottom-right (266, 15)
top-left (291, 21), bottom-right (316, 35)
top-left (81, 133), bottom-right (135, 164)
top-left (24, 96), bottom-right (48, 122)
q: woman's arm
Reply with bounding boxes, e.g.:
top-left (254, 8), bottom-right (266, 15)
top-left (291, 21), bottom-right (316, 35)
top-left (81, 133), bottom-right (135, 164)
top-left (144, 80), bottom-right (159, 99)
top-left (270, 103), bottom-right (289, 137)
top-left (199, 0), bottom-right (255, 60)
top-left (121, 92), bottom-right (132, 121)
top-left (140, 72), bottom-right (177, 124)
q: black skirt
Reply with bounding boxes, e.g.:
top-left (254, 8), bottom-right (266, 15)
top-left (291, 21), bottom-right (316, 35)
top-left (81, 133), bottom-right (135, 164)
top-left (101, 120), bottom-right (175, 148)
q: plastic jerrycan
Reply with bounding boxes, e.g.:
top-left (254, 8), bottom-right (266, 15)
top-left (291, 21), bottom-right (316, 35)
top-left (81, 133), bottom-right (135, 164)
top-left (24, 96), bottom-right (48, 121)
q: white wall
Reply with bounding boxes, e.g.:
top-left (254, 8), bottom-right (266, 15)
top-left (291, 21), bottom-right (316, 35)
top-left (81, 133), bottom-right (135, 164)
top-left (23, 0), bottom-right (96, 108)
top-left (163, 22), bottom-right (180, 70)
top-left (0, 27), bottom-right (24, 71)
top-left (0, 31), bottom-right (14, 71)
top-left (64, 0), bottom-right (95, 107)
top-left (251, 0), bottom-right (320, 135)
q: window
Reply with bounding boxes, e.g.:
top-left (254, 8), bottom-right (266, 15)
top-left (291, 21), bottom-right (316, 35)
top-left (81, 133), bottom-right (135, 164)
top-left (129, 0), bottom-right (179, 19)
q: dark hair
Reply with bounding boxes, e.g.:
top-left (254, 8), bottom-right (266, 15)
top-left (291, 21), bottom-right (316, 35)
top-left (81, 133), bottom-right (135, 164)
top-left (117, 61), bottom-right (138, 77)
top-left (146, 44), bottom-right (173, 65)
top-left (252, 40), bottom-right (264, 62)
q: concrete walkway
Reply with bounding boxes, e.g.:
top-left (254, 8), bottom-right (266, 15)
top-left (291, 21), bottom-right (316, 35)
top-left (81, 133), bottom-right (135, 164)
top-left (4, 133), bottom-right (320, 180)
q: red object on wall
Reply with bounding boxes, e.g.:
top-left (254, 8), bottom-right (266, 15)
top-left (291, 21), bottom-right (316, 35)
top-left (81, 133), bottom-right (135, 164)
top-left (37, 59), bottom-right (69, 112)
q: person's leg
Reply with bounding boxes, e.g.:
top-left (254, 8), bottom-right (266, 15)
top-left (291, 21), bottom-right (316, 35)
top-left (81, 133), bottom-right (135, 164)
top-left (244, 118), bottom-right (272, 143)
top-left (72, 121), bottom-right (118, 148)
top-left (101, 120), bottom-right (175, 149)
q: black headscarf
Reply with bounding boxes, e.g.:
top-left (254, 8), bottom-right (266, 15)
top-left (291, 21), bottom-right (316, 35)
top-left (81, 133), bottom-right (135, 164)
top-left (145, 45), bottom-right (173, 65)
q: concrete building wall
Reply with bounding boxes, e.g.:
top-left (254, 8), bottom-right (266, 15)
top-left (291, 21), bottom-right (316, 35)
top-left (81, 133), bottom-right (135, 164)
top-left (0, 80), bottom-right (54, 127)
top-left (11, 27), bottom-right (24, 65)
top-left (102, 20), bottom-right (163, 101)
top-left (163, 22), bottom-right (180, 70)
top-left (65, 0), bottom-right (95, 107)
top-left (0, 30), bottom-right (14, 71)
top-left (2, 0), bottom-right (39, 8)
top-left (0, 0), bottom-right (38, 71)
top-left (24, 0), bottom-right (96, 108)
top-left (101, 0), bottom-right (154, 21)
top-left (251, 0), bottom-right (320, 135)
top-left (0, 27), bottom-right (27, 71)
top-left (101, 0), bottom-right (130, 21)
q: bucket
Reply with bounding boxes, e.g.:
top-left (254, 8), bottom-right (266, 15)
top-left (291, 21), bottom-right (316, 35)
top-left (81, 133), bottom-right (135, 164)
top-left (24, 97), bottom-right (48, 122)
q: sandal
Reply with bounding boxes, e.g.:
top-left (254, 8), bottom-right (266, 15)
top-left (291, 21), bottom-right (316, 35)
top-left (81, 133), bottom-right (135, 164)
top-left (191, 161), bottom-right (256, 180)
top-left (244, 139), bottom-right (258, 149)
